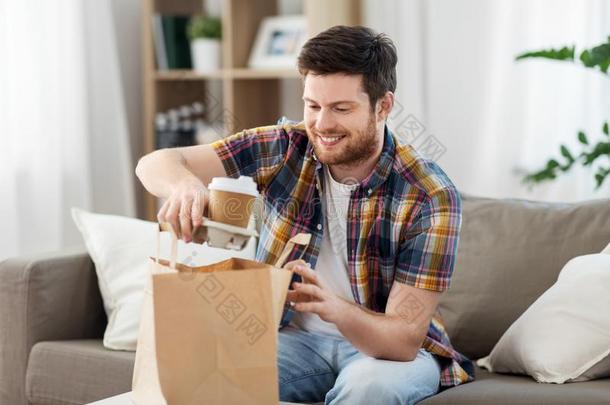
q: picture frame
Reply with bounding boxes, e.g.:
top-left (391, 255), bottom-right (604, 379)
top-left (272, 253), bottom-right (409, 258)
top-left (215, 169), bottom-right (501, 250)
top-left (248, 15), bottom-right (308, 69)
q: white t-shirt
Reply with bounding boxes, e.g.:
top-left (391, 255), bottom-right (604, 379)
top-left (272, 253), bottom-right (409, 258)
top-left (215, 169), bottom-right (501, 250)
top-left (291, 165), bottom-right (358, 338)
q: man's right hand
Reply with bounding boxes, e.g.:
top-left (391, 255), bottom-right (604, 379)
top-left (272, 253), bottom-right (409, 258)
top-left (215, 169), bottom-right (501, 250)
top-left (156, 178), bottom-right (209, 243)
top-left (135, 144), bottom-right (227, 241)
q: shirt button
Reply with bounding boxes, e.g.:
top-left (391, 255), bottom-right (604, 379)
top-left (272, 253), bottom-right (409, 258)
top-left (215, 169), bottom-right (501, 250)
top-left (316, 224), bottom-right (322, 231)
top-left (367, 188), bottom-right (372, 195)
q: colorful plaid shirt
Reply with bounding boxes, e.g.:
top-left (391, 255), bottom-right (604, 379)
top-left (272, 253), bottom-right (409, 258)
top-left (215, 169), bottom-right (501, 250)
top-left (211, 121), bottom-right (475, 388)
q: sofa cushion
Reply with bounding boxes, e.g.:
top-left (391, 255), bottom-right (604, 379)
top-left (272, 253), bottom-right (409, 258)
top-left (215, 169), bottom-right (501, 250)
top-left (439, 195), bottom-right (610, 360)
top-left (0, 248), bottom-right (106, 405)
top-left (26, 340), bottom-right (134, 405)
top-left (478, 253), bottom-right (610, 383)
top-left (23, 341), bottom-right (610, 405)
top-left (419, 367), bottom-right (610, 405)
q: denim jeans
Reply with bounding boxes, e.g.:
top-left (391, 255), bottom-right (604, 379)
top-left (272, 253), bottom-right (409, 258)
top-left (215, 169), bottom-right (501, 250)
top-left (278, 325), bottom-right (441, 405)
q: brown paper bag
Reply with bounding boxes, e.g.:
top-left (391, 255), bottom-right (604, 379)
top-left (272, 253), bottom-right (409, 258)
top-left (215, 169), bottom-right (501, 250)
top-left (132, 226), bottom-right (309, 405)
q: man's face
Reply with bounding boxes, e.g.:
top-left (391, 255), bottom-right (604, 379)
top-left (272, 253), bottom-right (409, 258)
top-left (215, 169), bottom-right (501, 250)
top-left (303, 73), bottom-right (381, 167)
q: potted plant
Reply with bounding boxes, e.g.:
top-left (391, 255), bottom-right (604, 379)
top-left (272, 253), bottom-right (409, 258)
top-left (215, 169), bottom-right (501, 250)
top-left (516, 37), bottom-right (610, 190)
top-left (187, 15), bottom-right (222, 73)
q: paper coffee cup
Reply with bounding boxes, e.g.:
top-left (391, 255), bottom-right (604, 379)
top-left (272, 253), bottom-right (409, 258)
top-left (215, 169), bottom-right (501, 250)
top-left (207, 176), bottom-right (259, 228)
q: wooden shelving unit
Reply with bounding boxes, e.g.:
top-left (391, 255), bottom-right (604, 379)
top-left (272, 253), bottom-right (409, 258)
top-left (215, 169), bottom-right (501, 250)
top-left (154, 68), bottom-right (300, 81)
top-left (141, 0), bottom-right (361, 221)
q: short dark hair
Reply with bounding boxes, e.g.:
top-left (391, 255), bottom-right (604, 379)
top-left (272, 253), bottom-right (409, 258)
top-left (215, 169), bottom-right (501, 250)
top-left (297, 25), bottom-right (397, 109)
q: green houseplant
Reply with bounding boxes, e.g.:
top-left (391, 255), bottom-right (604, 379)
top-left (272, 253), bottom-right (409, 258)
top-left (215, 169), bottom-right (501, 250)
top-left (516, 37), bottom-right (610, 189)
top-left (187, 16), bottom-right (222, 73)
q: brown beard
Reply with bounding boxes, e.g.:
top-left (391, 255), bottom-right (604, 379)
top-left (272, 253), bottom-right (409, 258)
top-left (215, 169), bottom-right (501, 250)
top-left (307, 113), bottom-right (380, 167)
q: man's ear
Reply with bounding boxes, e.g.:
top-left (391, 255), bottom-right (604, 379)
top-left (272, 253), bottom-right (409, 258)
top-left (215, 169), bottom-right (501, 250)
top-left (376, 91), bottom-right (395, 122)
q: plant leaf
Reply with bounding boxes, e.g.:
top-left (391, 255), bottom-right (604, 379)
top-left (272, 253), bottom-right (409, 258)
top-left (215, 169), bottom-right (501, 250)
top-left (583, 142), bottom-right (610, 166)
top-left (187, 15), bottom-right (222, 40)
top-left (579, 37), bottom-right (610, 74)
top-left (547, 159), bottom-right (560, 169)
top-left (577, 131), bottom-right (589, 145)
top-left (560, 145), bottom-right (574, 162)
top-left (604, 121), bottom-right (609, 136)
top-left (522, 166), bottom-right (557, 185)
top-left (595, 173), bottom-right (604, 188)
top-left (515, 46), bottom-right (575, 62)
top-left (594, 167), bottom-right (610, 189)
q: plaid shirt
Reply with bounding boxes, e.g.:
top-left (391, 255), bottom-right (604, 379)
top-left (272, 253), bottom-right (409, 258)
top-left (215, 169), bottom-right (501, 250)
top-left (211, 121), bottom-right (474, 388)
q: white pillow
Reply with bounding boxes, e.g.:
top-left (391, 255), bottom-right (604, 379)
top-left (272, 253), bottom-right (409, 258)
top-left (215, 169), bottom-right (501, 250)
top-left (477, 253), bottom-right (610, 383)
top-left (71, 208), bottom-right (256, 351)
top-left (602, 241), bottom-right (610, 255)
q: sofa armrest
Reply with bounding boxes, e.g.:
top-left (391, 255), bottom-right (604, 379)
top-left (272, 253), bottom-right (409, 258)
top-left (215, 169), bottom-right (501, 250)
top-left (0, 248), bottom-right (106, 405)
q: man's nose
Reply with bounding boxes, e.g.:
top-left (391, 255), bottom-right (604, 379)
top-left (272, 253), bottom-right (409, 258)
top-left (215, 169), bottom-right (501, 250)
top-left (315, 108), bottom-right (336, 133)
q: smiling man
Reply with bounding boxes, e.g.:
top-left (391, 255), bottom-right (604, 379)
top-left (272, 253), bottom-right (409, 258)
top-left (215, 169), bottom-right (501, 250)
top-left (136, 25), bottom-right (474, 405)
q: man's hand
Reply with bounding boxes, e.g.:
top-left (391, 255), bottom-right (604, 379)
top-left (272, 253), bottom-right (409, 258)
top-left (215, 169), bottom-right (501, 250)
top-left (283, 260), bottom-right (349, 324)
top-left (156, 178), bottom-right (208, 243)
top-left (135, 144), bottom-right (227, 241)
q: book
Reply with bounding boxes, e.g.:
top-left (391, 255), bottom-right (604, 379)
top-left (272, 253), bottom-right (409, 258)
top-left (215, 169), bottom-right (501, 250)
top-left (161, 15), bottom-right (192, 69)
top-left (151, 14), bottom-right (192, 70)
top-left (152, 14), bottom-right (168, 70)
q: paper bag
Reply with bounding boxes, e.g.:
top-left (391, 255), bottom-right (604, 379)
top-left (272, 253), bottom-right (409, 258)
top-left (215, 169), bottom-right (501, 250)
top-left (132, 226), bottom-right (309, 405)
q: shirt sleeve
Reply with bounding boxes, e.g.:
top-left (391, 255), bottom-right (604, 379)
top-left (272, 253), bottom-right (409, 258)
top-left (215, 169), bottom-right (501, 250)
top-left (395, 186), bottom-right (463, 292)
top-left (210, 125), bottom-right (289, 190)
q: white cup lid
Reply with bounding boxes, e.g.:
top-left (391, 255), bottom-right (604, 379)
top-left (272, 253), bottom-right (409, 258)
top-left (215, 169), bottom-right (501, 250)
top-left (208, 176), bottom-right (259, 197)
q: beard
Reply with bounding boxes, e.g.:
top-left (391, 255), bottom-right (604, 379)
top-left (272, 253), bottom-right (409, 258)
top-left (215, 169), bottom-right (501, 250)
top-left (307, 113), bottom-right (380, 167)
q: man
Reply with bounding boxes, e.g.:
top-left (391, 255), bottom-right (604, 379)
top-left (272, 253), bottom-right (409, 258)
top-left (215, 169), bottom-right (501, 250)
top-left (136, 25), bottom-right (474, 405)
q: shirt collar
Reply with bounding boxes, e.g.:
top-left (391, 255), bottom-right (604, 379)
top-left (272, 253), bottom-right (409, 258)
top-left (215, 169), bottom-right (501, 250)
top-left (359, 125), bottom-right (395, 194)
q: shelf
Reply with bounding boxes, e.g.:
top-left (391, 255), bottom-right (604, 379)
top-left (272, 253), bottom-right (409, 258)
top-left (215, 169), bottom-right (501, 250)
top-left (154, 68), bottom-right (300, 81)
top-left (230, 68), bottom-right (300, 79)
top-left (155, 69), bottom-right (224, 80)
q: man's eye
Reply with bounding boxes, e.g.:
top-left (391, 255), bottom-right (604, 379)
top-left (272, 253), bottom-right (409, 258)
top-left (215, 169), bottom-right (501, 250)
top-left (308, 105), bottom-right (320, 110)
top-left (334, 107), bottom-right (349, 113)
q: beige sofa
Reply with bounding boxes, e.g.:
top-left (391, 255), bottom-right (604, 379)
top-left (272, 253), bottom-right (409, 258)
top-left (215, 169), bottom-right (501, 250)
top-left (1, 194), bottom-right (610, 405)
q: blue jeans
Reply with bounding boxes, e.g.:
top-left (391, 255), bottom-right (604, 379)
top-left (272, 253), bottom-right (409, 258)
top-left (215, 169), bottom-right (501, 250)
top-left (278, 325), bottom-right (441, 405)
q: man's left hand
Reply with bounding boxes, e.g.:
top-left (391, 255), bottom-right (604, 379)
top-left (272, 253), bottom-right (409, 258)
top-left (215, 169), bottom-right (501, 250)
top-left (284, 262), bottom-right (349, 324)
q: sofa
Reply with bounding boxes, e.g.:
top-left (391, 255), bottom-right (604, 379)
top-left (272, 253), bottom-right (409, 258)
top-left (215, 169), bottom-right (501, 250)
top-left (1, 194), bottom-right (610, 405)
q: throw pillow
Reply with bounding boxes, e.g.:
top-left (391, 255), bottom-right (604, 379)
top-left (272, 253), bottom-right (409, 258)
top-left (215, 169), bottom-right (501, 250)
top-left (71, 208), bottom-right (256, 350)
top-left (477, 252), bottom-right (610, 383)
